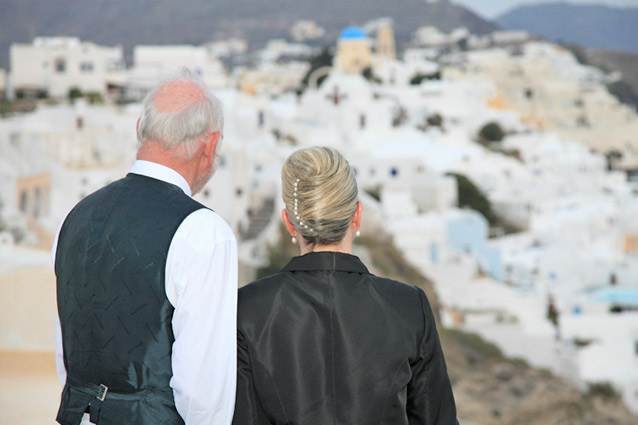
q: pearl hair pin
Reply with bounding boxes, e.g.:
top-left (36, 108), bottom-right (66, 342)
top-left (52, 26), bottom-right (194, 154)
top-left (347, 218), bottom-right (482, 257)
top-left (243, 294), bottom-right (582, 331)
top-left (293, 178), bottom-right (313, 233)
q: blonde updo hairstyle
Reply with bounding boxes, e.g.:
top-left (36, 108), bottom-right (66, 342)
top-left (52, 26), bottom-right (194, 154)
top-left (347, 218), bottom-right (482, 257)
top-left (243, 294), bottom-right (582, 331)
top-left (282, 146), bottom-right (359, 246)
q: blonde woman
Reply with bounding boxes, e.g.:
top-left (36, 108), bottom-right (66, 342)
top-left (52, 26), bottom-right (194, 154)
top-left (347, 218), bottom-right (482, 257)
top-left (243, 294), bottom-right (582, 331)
top-left (233, 147), bottom-right (458, 425)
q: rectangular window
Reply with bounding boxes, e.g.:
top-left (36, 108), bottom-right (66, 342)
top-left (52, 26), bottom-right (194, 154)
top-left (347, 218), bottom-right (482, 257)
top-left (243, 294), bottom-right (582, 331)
top-left (80, 62), bottom-right (94, 72)
top-left (55, 58), bottom-right (66, 73)
top-left (430, 243), bottom-right (438, 264)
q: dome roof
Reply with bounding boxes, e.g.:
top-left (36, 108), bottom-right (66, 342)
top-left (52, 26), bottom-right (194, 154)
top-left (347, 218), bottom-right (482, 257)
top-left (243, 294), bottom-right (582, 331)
top-left (339, 26), bottom-right (367, 40)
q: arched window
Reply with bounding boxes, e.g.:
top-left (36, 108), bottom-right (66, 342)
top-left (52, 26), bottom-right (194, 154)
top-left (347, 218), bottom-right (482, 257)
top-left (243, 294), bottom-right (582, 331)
top-left (55, 58), bottom-right (66, 73)
top-left (20, 190), bottom-right (29, 214)
top-left (34, 187), bottom-right (41, 218)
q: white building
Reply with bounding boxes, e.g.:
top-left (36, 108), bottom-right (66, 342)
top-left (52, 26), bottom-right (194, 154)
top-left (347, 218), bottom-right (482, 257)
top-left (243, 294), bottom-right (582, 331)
top-left (10, 37), bottom-right (125, 98)
top-left (205, 38), bottom-right (248, 58)
top-left (490, 30), bottom-right (530, 45)
top-left (129, 45), bottom-right (228, 92)
top-left (237, 61), bottom-right (310, 96)
top-left (0, 100), bottom-right (138, 234)
top-left (289, 20), bottom-right (326, 42)
top-left (0, 68), bottom-right (6, 97)
top-left (412, 26), bottom-right (450, 46)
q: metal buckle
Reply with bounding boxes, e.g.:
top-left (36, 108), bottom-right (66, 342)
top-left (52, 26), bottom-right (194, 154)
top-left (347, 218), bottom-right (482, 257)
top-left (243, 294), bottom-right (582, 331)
top-left (97, 384), bottom-right (108, 402)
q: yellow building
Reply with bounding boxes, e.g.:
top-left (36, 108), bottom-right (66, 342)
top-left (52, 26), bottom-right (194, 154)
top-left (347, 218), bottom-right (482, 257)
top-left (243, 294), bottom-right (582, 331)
top-left (335, 27), bottom-right (371, 74)
top-left (16, 173), bottom-right (51, 220)
top-left (376, 22), bottom-right (396, 60)
top-left (624, 235), bottom-right (638, 254)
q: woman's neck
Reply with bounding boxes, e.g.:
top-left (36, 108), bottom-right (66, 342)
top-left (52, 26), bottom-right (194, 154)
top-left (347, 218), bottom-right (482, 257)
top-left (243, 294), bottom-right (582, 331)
top-left (299, 240), bottom-right (352, 256)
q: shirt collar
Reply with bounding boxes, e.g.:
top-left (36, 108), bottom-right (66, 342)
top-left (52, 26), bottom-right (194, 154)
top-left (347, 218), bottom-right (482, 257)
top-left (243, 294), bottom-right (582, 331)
top-left (129, 160), bottom-right (192, 197)
top-left (281, 251), bottom-right (370, 274)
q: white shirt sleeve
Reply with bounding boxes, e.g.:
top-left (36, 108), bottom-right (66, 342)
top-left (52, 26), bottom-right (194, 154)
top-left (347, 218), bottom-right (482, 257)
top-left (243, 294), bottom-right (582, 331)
top-left (166, 208), bottom-right (238, 425)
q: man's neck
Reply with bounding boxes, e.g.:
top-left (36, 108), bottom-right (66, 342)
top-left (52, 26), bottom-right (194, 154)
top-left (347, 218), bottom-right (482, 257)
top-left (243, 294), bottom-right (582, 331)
top-left (137, 142), bottom-right (196, 191)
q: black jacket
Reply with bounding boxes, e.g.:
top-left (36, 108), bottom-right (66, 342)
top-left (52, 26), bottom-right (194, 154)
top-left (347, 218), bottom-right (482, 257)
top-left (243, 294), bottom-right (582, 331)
top-left (234, 251), bottom-right (458, 425)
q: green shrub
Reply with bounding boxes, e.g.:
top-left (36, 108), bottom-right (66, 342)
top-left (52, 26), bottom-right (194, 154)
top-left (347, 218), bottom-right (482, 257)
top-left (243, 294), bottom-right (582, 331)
top-left (478, 122), bottom-right (505, 143)
top-left (69, 87), bottom-right (83, 100)
top-left (587, 382), bottom-right (619, 401)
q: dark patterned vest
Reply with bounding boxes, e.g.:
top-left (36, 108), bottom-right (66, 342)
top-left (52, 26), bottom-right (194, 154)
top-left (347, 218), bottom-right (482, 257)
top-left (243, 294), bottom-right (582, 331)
top-left (55, 173), bottom-right (205, 425)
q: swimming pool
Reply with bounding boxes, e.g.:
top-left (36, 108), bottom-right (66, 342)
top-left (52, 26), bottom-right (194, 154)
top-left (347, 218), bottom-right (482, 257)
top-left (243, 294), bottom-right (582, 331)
top-left (590, 287), bottom-right (638, 306)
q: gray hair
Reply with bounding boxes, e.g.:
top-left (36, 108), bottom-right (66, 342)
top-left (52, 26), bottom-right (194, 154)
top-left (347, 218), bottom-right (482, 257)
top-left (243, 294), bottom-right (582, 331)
top-left (137, 69), bottom-right (224, 158)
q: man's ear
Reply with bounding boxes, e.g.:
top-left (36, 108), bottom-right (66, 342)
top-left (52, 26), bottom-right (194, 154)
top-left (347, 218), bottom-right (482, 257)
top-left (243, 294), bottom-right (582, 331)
top-left (203, 132), bottom-right (221, 160)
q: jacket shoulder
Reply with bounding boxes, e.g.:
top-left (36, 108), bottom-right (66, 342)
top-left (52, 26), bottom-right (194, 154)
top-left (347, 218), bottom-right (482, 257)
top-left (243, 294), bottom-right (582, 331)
top-left (239, 273), bottom-right (285, 304)
top-left (368, 274), bottom-right (425, 297)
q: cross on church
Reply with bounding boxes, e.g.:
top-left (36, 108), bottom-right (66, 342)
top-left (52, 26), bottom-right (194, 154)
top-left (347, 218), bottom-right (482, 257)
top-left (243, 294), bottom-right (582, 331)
top-left (326, 86), bottom-right (348, 106)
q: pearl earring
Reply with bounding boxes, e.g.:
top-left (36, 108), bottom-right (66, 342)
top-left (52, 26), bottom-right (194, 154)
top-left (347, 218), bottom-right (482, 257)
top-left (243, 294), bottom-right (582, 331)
top-left (356, 230), bottom-right (361, 237)
top-left (291, 235), bottom-right (297, 244)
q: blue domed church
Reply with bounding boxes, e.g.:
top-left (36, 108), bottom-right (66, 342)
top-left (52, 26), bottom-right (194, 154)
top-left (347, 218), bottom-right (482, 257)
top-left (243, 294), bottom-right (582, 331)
top-left (335, 26), bottom-right (372, 74)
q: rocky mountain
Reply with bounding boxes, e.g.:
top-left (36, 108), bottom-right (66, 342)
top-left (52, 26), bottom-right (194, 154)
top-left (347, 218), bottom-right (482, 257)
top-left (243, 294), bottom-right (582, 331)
top-left (0, 0), bottom-right (498, 68)
top-left (497, 2), bottom-right (638, 53)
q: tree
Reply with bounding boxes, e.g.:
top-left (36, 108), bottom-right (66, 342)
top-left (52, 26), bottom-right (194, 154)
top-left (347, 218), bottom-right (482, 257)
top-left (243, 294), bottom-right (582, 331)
top-left (478, 122), bottom-right (505, 143)
top-left (605, 149), bottom-right (623, 170)
top-left (299, 47), bottom-right (334, 92)
top-left (256, 224), bottom-right (300, 278)
top-left (361, 67), bottom-right (381, 84)
top-left (409, 71), bottom-right (441, 85)
top-left (446, 172), bottom-right (495, 224)
top-left (426, 113), bottom-right (443, 127)
top-left (68, 87), bottom-right (83, 101)
top-left (86, 92), bottom-right (104, 104)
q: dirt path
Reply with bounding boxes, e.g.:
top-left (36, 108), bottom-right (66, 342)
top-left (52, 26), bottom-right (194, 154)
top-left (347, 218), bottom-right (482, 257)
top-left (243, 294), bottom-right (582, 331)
top-left (0, 351), bottom-right (60, 425)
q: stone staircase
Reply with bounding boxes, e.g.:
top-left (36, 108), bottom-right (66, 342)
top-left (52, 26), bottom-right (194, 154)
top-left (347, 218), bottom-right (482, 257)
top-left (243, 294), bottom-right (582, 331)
top-left (242, 197), bottom-right (275, 241)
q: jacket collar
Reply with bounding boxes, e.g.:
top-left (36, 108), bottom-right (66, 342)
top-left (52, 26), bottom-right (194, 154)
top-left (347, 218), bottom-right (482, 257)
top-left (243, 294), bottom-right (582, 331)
top-left (281, 251), bottom-right (370, 274)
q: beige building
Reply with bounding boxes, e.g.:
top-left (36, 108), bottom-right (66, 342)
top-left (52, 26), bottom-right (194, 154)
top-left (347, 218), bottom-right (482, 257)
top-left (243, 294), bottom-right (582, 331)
top-left (443, 43), bottom-right (638, 166)
top-left (15, 173), bottom-right (51, 221)
top-left (10, 37), bottom-right (124, 98)
top-left (375, 22), bottom-right (396, 61)
top-left (625, 234), bottom-right (638, 255)
top-left (335, 27), bottom-right (372, 74)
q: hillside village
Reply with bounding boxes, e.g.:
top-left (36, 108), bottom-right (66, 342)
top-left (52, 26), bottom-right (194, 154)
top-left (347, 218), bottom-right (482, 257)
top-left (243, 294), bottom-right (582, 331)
top-left (1, 19), bottom-right (637, 422)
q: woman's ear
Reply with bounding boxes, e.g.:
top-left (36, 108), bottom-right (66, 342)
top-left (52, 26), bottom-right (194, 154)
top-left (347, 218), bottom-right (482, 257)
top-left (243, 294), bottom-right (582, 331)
top-left (282, 208), bottom-right (297, 237)
top-left (352, 201), bottom-right (363, 230)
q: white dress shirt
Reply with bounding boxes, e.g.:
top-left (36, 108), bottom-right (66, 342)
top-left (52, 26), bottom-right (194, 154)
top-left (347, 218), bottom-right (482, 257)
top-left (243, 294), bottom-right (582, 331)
top-left (52, 160), bottom-right (238, 425)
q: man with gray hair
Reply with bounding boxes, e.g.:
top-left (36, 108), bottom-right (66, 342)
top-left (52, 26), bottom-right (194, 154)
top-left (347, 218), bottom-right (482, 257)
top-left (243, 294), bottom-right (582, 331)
top-left (52, 71), bottom-right (237, 425)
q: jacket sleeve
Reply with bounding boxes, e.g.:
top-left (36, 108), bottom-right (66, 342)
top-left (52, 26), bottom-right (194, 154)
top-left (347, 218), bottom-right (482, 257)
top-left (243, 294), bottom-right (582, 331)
top-left (233, 329), bottom-right (272, 425)
top-left (407, 288), bottom-right (459, 425)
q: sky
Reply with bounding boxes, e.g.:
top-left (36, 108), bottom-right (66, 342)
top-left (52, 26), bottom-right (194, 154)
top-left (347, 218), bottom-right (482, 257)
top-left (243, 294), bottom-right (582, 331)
top-left (451, 0), bottom-right (638, 19)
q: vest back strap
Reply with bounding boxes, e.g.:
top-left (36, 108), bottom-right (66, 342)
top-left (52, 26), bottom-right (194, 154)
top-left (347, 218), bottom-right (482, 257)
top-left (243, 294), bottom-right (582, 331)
top-left (66, 376), bottom-right (174, 423)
